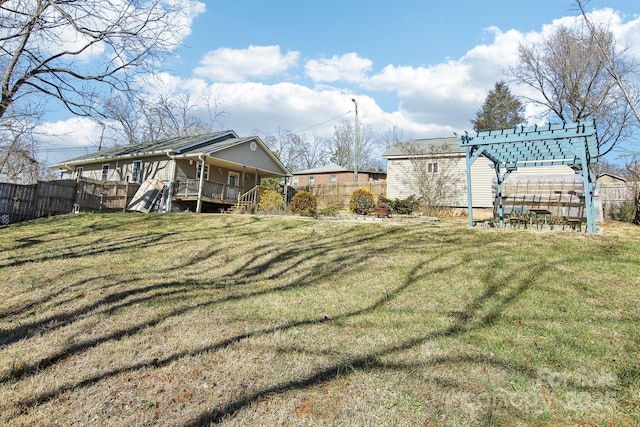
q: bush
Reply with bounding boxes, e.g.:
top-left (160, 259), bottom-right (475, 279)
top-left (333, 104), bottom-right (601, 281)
top-left (349, 186), bottom-right (376, 215)
top-left (258, 189), bottom-right (284, 214)
top-left (378, 195), bottom-right (415, 215)
top-left (290, 191), bottom-right (317, 216)
top-left (318, 203), bottom-right (341, 217)
top-left (609, 201), bottom-right (637, 223)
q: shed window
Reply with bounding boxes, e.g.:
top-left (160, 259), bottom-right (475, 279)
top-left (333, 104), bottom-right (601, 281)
top-left (309, 176), bottom-right (315, 185)
top-left (101, 164), bottom-right (109, 181)
top-left (427, 162), bottom-right (439, 174)
top-left (292, 177), bottom-right (299, 186)
top-left (330, 174), bottom-right (337, 183)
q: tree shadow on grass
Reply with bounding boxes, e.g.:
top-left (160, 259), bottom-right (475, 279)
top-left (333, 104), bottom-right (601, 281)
top-left (0, 224), bottom-right (408, 385)
top-left (10, 240), bottom-right (548, 426)
top-left (184, 259), bottom-right (546, 425)
top-left (1, 218), bottom-right (575, 425)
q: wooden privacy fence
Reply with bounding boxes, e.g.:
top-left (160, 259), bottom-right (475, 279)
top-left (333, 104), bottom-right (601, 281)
top-left (0, 179), bottom-right (141, 225)
top-left (298, 181), bottom-right (387, 210)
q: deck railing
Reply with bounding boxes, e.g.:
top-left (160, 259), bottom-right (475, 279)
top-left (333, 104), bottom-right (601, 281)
top-left (236, 185), bottom-right (266, 213)
top-left (173, 179), bottom-right (242, 203)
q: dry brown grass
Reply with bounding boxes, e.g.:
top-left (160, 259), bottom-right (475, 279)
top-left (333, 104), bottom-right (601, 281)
top-left (1, 213), bottom-right (639, 426)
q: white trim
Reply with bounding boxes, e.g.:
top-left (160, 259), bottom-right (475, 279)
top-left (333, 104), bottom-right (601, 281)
top-left (228, 171), bottom-right (240, 186)
top-left (197, 163), bottom-right (210, 181)
top-left (132, 160), bottom-right (142, 183)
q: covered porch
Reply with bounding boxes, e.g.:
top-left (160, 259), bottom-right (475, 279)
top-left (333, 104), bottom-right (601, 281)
top-left (172, 179), bottom-right (242, 205)
top-left (169, 154), bottom-right (285, 213)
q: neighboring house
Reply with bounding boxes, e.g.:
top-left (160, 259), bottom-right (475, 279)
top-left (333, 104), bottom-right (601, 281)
top-left (50, 131), bottom-right (290, 213)
top-left (290, 164), bottom-right (385, 187)
top-left (383, 137), bottom-right (577, 218)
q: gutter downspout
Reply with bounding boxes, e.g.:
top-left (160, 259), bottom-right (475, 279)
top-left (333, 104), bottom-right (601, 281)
top-left (196, 154), bottom-right (205, 213)
top-left (167, 153), bottom-right (177, 213)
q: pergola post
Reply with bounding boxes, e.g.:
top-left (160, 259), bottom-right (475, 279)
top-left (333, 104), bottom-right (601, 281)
top-left (465, 146), bottom-right (474, 227)
top-left (580, 144), bottom-right (597, 233)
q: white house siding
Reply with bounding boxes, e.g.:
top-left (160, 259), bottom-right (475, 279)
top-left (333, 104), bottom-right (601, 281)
top-left (386, 155), bottom-right (494, 208)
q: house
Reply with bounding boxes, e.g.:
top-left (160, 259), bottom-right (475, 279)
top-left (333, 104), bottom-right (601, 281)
top-left (290, 164), bottom-right (386, 187)
top-left (383, 136), bottom-right (579, 218)
top-left (50, 131), bottom-right (290, 213)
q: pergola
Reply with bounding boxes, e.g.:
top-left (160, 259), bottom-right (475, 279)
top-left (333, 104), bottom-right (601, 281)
top-left (457, 120), bottom-right (598, 233)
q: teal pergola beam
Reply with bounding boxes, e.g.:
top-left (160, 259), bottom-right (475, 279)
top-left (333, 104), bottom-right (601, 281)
top-left (458, 120), bottom-right (599, 233)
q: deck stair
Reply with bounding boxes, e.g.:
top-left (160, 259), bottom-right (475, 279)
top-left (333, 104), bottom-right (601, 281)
top-left (226, 185), bottom-right (266, 214)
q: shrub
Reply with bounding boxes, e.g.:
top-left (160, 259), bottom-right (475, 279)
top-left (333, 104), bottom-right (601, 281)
top-left (290, 191), bottom-right (317, 216)
top-left (318, 203), bottom-right (341, 216)
top-left (258, 189), bottom-right (284, 214)
top-left (378, 195), bottom-right (415, 215)
top-left (609, 201), bottom-right (637, 223)
top-left (349, 186), bottom-right (375, 215)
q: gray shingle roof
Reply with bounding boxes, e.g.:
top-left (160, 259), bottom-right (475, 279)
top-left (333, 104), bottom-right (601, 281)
top-left (382, 136), bottom-right (461, 157)
top-left (53, 131), bottom-right (238, 164)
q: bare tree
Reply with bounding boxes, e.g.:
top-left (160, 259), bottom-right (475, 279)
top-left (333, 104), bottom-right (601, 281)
top-left (0, 0), bottom-right (190, 120)
top-left (511, 24), bottom-right (634, 156)
top-left (0, 122), bottom-right (39, 183)
top-left (575, 0), bottom-right (640, 125)
top-left (396, 141), bottom-right (463, 216)
top-left (261, 127), bottom-right (305, 172)
top-left (100, 91), bottom-right (226, 146)
top-left (299, 134), bottom-right (329, 170)
top-left (380, 125), bottom-right (409, 150)
top-left (329, 119), bottom-right (379, 170)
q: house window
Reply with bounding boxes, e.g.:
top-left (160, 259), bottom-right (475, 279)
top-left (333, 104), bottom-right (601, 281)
top-left (101, 164), bottom-right (109, 181)
top-left (75, 167), bottom-right (83, 179)
top-left (132, 161), bottom-right (143, 183)
top-left (292, 177), bottom-right (299, 186)
top-left (427, 162), bottom-right (439, 174)
top-left (197, 163), bottom-right (210, 180)
top-left (330, 174), bottom-right (337, 184)
top-left (309, 176), bottom-right (315, 185)
top-left (228, 171), bottom-right (240, 186)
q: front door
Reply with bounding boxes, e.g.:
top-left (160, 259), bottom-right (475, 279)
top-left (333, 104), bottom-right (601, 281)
top-left (225, 172), bottom-right (241, 200)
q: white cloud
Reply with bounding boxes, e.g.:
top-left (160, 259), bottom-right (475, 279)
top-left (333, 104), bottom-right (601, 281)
top-left (42, 6), bottom-right (640, 166)
top-left (305, 53), bottom-right (372, 83)
top-left (194, 45), bottom-right (300, 82)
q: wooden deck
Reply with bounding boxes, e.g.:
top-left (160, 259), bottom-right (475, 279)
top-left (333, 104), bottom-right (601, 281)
top-left (172, 179), bottom-right (242, 205)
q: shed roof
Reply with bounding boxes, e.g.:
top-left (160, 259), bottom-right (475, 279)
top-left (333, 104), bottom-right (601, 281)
top-left (382, 137), bottom-right (461, 158)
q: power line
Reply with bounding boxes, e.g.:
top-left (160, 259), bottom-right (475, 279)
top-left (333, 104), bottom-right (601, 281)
top-left (293, 110), bottom-right (351, 134)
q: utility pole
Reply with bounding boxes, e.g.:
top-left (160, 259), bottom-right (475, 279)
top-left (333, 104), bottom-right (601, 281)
top-left (351, 98), bottom-right (359, 182)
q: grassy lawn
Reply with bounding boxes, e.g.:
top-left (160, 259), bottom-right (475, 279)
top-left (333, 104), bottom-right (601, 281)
top-left (0, 213), bottom-right (639, 426)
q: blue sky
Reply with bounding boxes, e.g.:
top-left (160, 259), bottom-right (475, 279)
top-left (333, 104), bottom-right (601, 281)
top-left (40, 0), bottom-right (640, 165)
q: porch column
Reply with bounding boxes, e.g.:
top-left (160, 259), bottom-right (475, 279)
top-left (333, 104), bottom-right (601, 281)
top-left (196, 155), bottom-right (205, 213)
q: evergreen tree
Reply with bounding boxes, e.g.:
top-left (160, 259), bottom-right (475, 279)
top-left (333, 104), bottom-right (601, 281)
top-left (471, 82), bottom-right (525, 132)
